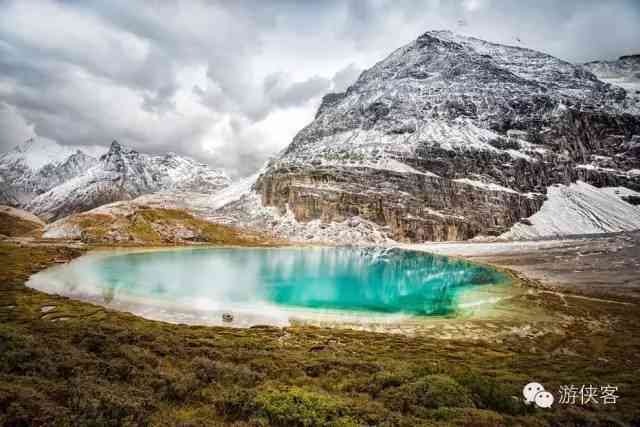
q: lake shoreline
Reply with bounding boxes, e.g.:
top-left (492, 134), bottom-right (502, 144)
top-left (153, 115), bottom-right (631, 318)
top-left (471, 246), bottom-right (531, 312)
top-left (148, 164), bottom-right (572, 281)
top-left (25, 245), bottom-right (521, 332)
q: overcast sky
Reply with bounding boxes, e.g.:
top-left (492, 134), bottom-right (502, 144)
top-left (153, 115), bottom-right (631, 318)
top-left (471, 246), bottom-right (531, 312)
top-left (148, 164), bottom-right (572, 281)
top-left (1, 0), bottom-right (639, 177)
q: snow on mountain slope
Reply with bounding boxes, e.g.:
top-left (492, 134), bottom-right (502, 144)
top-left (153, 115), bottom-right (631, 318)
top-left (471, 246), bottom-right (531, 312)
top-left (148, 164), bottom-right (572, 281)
top-left (500, 182), bottom-right (640, 240)
top-left (207, 172), bottom-right (260, 211)
top-left (281, 30), bottom-right (627, 165)
top-left (151, 153), bottom-right (231, 193)
top-left (0, 138), bottom-right (99, 204)
top-left (0, 138), bottom-right (76, 171)
top-left (26, 141), bottom-right (230, 221)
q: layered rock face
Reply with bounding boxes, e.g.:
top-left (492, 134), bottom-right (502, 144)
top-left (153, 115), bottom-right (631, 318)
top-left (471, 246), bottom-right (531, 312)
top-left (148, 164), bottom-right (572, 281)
top-left (257, 166), bottom-right (543, 240)
top-left (255, 31), bottom-right (640, 242)
top-left (22, 141), bottom-right (230, 221)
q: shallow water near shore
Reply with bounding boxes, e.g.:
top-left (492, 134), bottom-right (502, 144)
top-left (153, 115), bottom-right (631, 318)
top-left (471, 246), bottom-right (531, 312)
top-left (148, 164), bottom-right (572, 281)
top-left (27, 246), bottom-right (512, 327)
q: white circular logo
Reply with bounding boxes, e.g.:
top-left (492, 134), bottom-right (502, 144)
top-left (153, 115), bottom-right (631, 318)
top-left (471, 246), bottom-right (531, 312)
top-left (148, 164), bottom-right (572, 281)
top-left (523, 382), bottom-right (545, 404)
top-left (523, 382), bottom-right (553, 408)
top-left (534, 391), bottom-right (554, 408)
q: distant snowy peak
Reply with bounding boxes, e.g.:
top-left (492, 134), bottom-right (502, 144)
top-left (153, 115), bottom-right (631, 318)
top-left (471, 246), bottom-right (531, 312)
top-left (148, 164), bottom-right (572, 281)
top-left (100, 140), bottom-right (141, 172)
top-left (0, 138), bottom-right (99, 205)
top-left (26, 140), bottom-right (230, 221)
top-left (2, 138), bottom-right (78, 171)
top-left (98, 140), bottom-right (231, 192)
top-left (150, 151), bottom-right (231, 193)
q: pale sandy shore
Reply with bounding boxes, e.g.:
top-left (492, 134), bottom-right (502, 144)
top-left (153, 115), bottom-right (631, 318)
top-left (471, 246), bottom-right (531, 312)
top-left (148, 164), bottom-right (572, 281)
top-left (402, 231), bottom-right (640, 301)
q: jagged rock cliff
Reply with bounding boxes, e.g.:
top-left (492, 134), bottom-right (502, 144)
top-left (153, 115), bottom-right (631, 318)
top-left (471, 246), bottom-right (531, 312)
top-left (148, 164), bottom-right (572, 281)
top-left (253, 31), bottom-right (640, 242)
top-left (24, 141), bottom-right (231, 221)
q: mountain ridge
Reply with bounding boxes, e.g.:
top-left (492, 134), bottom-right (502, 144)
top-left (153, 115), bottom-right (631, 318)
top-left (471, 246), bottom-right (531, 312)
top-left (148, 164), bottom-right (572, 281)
top-left (0, 138), bottom-right (230, 221)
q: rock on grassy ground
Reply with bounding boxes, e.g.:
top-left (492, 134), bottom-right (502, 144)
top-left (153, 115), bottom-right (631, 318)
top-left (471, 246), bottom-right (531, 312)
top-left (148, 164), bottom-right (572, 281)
top-left (1, 242), bottom-right (640, 426)
top-left (0, 205), bottom-right (45, 238)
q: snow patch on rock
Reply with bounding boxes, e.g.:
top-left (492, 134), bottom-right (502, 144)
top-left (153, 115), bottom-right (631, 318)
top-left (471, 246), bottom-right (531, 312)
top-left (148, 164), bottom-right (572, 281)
top-left (453, 178), bottom-right (518, 194)
top-left (500, 182), bottom-right (640, 240)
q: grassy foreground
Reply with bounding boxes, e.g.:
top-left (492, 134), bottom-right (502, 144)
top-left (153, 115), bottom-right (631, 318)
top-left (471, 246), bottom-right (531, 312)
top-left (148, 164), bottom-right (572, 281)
top-left (1, 242), bottom-right (639, 426)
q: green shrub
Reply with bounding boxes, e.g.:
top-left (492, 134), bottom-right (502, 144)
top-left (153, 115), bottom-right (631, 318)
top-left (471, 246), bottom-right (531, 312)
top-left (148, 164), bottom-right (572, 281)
top-left (100, 358), bottom-right (136, 382)
top-left (428, 407), bottom-right (507, 426)
top-left (158, 372), bottom-right (202, 403)
top-left (66, 378), bottom-right (154, 426)
top-left (345, 369), bottom-right (412, 397)
top-left (381, 374), bottom-right (474, 413)
top-left (214, 387), bottom-right (258, 422)
top-left (255, 386), bottom-right (353, 427)
top-left (192, 357), bottom-right (263, 387)
top-left (456, 372), bottom-right (525, 416)
top-left (0, 383), bottom-right (68, 427)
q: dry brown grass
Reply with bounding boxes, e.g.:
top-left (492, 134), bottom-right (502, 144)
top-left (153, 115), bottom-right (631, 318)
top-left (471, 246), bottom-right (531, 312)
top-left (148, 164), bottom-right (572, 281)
top-left (0, 211), bottom-right (43, 237)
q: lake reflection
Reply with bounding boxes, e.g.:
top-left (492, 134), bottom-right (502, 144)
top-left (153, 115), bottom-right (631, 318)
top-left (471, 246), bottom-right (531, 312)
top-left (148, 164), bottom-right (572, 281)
top-left (27, 247), bottom-right (510, 325)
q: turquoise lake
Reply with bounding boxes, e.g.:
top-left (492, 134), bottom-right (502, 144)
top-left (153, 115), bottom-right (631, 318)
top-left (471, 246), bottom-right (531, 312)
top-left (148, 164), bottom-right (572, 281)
top-left (27, 247), bottom-right (511, 326)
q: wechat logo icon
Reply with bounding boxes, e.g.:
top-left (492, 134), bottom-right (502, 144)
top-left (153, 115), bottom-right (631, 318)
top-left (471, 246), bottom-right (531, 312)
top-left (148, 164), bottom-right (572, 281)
top-left (523, 382), bottom-right (554, 408)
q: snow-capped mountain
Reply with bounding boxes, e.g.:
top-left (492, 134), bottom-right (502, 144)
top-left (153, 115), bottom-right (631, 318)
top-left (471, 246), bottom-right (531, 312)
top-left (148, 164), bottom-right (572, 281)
top-left (25, 141), bottom-right (231, 221)
top-left (246, 31), bottom-right (640, 242)
top-left (0, 138), bottom-right (98, 205)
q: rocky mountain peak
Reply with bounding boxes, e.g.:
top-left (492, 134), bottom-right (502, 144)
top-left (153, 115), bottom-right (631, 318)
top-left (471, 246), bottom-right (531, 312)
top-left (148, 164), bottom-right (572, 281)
top-left (252, 31), bottom-right (640, 243)
top-left (100, 140), bottom-right (142, 174)
top-left (415, 30), bottom-right (464, 51)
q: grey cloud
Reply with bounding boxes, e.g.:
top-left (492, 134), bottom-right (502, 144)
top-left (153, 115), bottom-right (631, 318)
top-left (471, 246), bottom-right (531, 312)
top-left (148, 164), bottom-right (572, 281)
top-left (264, 73), bottom-right (331, 109)
top-left (331, 63), bottom-right (363, 92)
top-left (0, 103), bottom-right (35, 153)
top-left (197, 70), bottom-right (330, 123)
